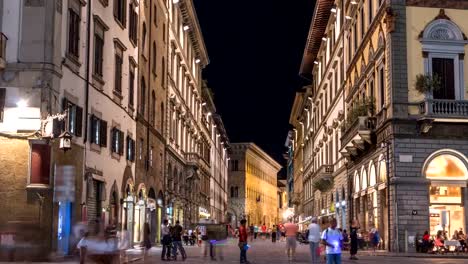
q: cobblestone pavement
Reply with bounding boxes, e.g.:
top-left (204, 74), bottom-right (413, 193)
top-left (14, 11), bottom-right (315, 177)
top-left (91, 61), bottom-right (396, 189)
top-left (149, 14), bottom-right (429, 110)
top-left (129, 238), bottom-right (468, 264)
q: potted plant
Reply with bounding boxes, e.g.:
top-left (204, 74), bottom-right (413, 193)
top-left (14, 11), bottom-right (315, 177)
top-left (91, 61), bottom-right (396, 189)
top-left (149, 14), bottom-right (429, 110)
top-left (415, 73), bottom-right (441, 94)
top-left (341, 97), bottom-right (375, 132)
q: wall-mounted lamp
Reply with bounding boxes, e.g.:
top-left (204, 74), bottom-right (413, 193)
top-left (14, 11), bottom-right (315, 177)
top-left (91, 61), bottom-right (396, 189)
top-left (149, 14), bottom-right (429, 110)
top-left (183, 25), bottom-right (190, 31)
top-left (331, 6), bottom-right (337, 13)
top-left (195, 59), bottom-right (201, 64)
top-left (314, 61), bottom-right (319, 65)
top-left (173, 0), bottom-right (180, 3)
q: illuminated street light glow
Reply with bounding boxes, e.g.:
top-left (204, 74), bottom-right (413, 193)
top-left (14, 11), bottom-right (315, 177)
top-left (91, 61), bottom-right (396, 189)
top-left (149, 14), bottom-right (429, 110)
top-left (183, 25), bottom-right (190, 31)
top-left (345, 15), bottom-right (352, 20)
top-left (351, 0), bottom-right (358, 5)
top-left (195, 59), bottom-right (201, 64)
top-left (322, 37), bottom-right (327, 41)
top-left (331, 7), bottom-right (337, 13)
top-left (202, 102), bottom-right (207, 106)
top-left (16, 100), bottom-right (28, 108)
top-left (314, 61), bottom-right (319, 65)
top-left (173, 0), bottom-right (180, 4)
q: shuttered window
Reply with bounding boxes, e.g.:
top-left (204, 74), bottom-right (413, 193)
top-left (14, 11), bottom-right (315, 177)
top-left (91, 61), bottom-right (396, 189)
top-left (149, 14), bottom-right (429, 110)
top-left (62, 98), bottom-right (83, 137)
top-left (67, 1), bottom-right (81, 58)
top-left (113, 0), bottom-right (127, 26)
top-left (90, 115), bottom-right (107, 147)
top-left (114, 44), bottom-right (123, 94)
top-left (126, 136), bottom-right (135, 161)
top-left (111, 128), bottom-right (124, 155)
top-left (94, 23), bottom-right (105, 77)
top-left (129, 3), bottom-right (137, 44)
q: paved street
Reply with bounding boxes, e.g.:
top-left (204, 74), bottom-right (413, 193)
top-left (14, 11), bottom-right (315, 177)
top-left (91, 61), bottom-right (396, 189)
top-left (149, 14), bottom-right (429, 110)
top-left (128, 238), bottom-right (468, 264)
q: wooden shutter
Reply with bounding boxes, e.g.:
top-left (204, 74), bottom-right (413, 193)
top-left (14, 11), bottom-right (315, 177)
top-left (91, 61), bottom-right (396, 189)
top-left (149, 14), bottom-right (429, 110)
top-left (118, 131), bottom-right (124, 155)
top-left (100, 120), bottom-right (107, 147)
top-left (0, 88), bottom-right (5, 122)
top-left (89, 115), bottom-right (95, 143)
top-left (30, 143), bottom-right (51, 185)
top-left (132, 139), bottom-right (136, 161)
top-left (75, 106), bottom-right (83, 137)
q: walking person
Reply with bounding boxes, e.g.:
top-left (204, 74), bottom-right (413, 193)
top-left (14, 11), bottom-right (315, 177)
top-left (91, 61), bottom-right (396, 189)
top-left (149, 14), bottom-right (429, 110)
top-left (142, 223), bottom-right (152, 261)
top-left (271, 225), bottom-right (277, 243)
top-left (284, 218), bottom-right (298, 261)
top-left (261, 223), bottom-right (267, 240)
top-left (238, 219), bottom-right (250, 264)
top-left (254, 225), bottom-right (259, 239)
top-left (161, 220), bottom-right (172, 261)
top-left (308, 217), bottom-right (321, 264)
top-left (321, 218), bottom-right (343, 264)
top-left (350, 219), bottom-right (360, 260)
top-left (249, 224), bottom-right (255, 242)
top-left (171, 220), bottom-right (187, 261)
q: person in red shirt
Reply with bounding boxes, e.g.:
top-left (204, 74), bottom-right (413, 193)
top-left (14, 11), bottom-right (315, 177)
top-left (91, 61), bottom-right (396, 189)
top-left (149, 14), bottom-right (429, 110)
top-left (238, 219), bottom-right (250, 264)
top-left (261, 224), bottom-right (267, 240)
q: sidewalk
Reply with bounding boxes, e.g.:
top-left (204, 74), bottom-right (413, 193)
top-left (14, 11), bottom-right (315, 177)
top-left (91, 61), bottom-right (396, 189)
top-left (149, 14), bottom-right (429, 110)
top-left (356, 249), bottom-right (468, 259)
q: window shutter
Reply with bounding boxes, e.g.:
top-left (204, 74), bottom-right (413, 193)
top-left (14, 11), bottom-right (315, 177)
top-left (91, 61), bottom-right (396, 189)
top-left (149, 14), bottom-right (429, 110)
top-left (113, 0), bottom-right (118, 18)
top-left (132, 139), bottom-right (136, 161)
top-left (62, 97), bottom-right (69, 112)
top-left (75, 106), bottom-right (83, 137)
top-left (119, 131), bottom-right (124, 155)
top-left (61, 97), bottom-right (69, 133)
top-left (100, 120), bottom-right (108, 147)
top-left (89, 115), bottom-right (95, 143)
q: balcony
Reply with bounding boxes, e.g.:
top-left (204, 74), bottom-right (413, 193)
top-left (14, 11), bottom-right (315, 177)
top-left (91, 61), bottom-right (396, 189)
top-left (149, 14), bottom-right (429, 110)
top-left (0, 33), bottom-right (7, 70)
top-left (341, 116), bottom-right (376, 159)
top-left (185, 152), bottom-right (200, 168)
top-left (291, 192), bottom-right (302, 206)
top-left (419, 99), bottom-right (468, 118)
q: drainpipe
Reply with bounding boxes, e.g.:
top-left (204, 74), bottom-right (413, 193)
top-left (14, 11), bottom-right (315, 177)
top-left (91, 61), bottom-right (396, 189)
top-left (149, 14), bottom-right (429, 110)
top-left (83, 0), bottom-right (91, 144)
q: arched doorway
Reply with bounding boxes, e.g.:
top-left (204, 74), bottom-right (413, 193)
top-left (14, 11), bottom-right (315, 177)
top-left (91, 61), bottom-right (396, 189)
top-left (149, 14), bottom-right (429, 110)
top-left (424, 150), bottom-right (468, 236)
top-left (122, 179), bottom-right (135, 244)
top-left (147, 188), bottom-right (159, 245)
top-left (134, 184), bottom-right (147, 243)
top-left (109, 181), bottom-right (119, 226)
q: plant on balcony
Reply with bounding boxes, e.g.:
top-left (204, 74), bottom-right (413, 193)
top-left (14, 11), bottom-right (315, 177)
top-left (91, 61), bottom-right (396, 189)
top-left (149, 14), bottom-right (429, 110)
top-left (313, 177), bottom-right (334, 192)
top-left (415, 73), bottom-right (441, 94)
top-left (341, 97), bottom-right (375, 132)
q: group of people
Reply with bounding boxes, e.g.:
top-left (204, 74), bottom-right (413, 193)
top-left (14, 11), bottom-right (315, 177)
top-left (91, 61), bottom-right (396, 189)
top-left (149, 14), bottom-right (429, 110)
top-left (236, 217), bottom-right (369, 264)
top-left (420, 228), bottom-right (468, 253)
top-left (160, 220), bottom-right (187, 261)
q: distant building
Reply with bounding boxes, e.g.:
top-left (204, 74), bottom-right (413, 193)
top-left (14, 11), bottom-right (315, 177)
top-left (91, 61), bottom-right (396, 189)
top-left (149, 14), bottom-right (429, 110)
top-left (227, 143), bottom-right (282, 227)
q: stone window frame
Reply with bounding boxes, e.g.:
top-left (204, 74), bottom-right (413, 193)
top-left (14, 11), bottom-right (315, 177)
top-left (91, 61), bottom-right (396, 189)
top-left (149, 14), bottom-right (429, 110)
top-left (420, 18), bottom-right (466, 100)
top-left (27, 139), bottom-right (52, 189)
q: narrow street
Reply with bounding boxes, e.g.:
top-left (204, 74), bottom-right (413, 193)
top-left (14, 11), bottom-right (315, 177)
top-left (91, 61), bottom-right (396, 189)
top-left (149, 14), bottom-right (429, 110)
top-left (130, 239), bottom-right (468, 264)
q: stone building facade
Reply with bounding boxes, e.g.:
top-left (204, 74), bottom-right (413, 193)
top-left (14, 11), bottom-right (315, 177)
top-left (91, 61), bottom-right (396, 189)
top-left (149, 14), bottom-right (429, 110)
top-left (228, 143), bottom-right (282, 228)
top-left (297, 0), bottom-right (468, 252)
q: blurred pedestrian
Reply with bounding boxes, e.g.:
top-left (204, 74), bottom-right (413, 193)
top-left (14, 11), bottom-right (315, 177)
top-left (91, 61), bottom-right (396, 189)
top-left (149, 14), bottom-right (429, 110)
top-left (183, 230), bottom-right (189, 246)
top-left (271, 225), bottom-right (277, 243)
top-left (117, 225), bottom-right (130, 262)
top-left (171, 220), bottom-right (186, 261)
top-left (261, 224), bottom-right (267, 240)
top-left (161, 219), bottom-right (172, 261)
top-left (238, 219), bottom-right (250, 264)
top-left (254, 225), bottom-right (259, 239)
top-left (142, 223), bottom-right (152, 261)
top-left (321, 218), bottom-right (343, 264)
top-left (284, 218), bottom-right (298, 261)
top-left (350, 219), bottom-right (360, 260)
top-left (308, 217), bottom-right (321, 264)
top-left (249, 224), bottom-right (255, 242)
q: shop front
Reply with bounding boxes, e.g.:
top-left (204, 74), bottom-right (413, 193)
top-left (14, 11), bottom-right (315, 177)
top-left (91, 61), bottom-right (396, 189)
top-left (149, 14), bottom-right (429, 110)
top-left (425, 151), bottom-right (468, 237)
top-left (122, 183), bottom-right (135, 245)
top-left (199, 207), bottom-right (211, 222)
top-left (133, 187), bottom-right (147, 244)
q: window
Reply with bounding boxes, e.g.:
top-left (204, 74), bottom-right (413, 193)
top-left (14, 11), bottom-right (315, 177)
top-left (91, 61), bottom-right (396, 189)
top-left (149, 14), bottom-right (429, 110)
top-left (94, 20), bottom-right (106, 77)
top-left (151, 91), bottom-right (156, 125)
top-left (162, 57), bottom-right (165, 86)
top-left (67, 0), bottom-right (81, 58)
top-left (113, 0), bottom-right (126, 26)
top-left (153, 4), bottom-right (157, 26)
top-left (160, 102), bottom-right (164, 131)
top-left (129, 63), bottom-right (135, 107)
top-left (140, 77), bottom-right (146, 115)
top-left (111, 127), bottom-right (124, 155)
top-left (149, 147), bottom-right (153, 167)
top-left (62, 98), bottom-right (83, 136)
top-left (353, 19), bottom-right (357, 53)
top-left (163, 23), bottom-right (166, 42)
top-left (129, 3), bottom-right (137, 44)
top-left (379, 67), bottom-right (385, 109)
top-left (30, 142), bottom-right (51, 185)
top-left (152, 42), bottom-right (157, 75)
top-left (114, 43), bottom-right (124, 94)
top-left (142, 23), bottom-right (147, 53)
top-left (0, 88), bottom-right (6, 122)
top-left (368, 0), bottom-right (373, 25)
top-left (126, 136), bottom-right (135, 161)
top-left (432, 58), bottom-right (455, 100)
top-left (139, 138), bottom-right (143, 160)
top-left (90, 116), bottom-right (107, 147)
top-left (360, 8), bottom-right (365, 39)
top-left (231, 160), bottom-right (239, 171)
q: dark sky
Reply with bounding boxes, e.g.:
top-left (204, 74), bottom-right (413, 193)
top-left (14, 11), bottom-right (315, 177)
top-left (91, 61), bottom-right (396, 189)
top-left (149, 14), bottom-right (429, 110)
top-left (193, 0), bottom-right (316, 164)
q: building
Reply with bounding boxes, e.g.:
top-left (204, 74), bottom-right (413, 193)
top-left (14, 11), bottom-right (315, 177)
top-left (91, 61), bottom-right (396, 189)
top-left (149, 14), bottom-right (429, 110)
top-left (277, 170), bottom-right (291, 223)
top-left (133, 0), bottom-right (168, 245)
top-left (228, 143), bottom-right (282, 227)
top-left (297, 0), bottom-right (468, 252)
top-left (284, 131), bottom-right (295, 209)
top-left (164, 0), bottom-right (230, 228)
top-left (0, 0), bottom-right (140, 257)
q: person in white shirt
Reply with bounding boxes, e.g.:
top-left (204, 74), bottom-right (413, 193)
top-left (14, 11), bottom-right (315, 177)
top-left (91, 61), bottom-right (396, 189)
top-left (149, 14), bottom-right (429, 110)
top-left (308, 217), bottom-right (321, 264)
top-left (161, 219), bottom-right (171, 261)
top-left (321, 218), bottom-right (343, 264)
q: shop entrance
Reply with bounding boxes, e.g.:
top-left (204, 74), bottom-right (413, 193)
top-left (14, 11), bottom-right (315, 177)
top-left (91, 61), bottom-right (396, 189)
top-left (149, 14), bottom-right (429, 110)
top-left (425, 152), bottom-right (468, 237)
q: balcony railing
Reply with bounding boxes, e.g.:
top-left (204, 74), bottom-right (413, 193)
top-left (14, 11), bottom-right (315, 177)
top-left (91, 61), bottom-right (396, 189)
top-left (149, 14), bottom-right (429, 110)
top-left (185, 152), bottom-right (200, 165)
top-left (419, 99), bottom-right (468, 118)
top-left (341, 116), bottom-right (376, 147)
top-left (0, 33), bottom-right (7, 69)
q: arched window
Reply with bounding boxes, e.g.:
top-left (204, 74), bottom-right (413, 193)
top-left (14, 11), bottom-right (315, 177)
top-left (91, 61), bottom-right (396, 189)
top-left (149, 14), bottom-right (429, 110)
top-left (369, 162), bottom-right (377, 187)
top-left (361, 166), bottom-right (368, 190)
top-left (425, 153), bottom-right (468, 180)
top-left (152, 42), bottom-right (157, 74)
top-left (420, 15), bottom-right (465, 100)
top-left (140, 77), bottom-right (146, 115)
top-left (151, 91), bottom-right (156, 125)
top-left (354, 171), bottom-right (360, 193)
top-left (378, 155), bottom-right (387, 183)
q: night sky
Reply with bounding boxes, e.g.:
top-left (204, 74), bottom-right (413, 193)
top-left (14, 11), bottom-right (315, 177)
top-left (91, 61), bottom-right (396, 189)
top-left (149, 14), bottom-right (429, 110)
top-left (193, 0), bottom-right (316, 165)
